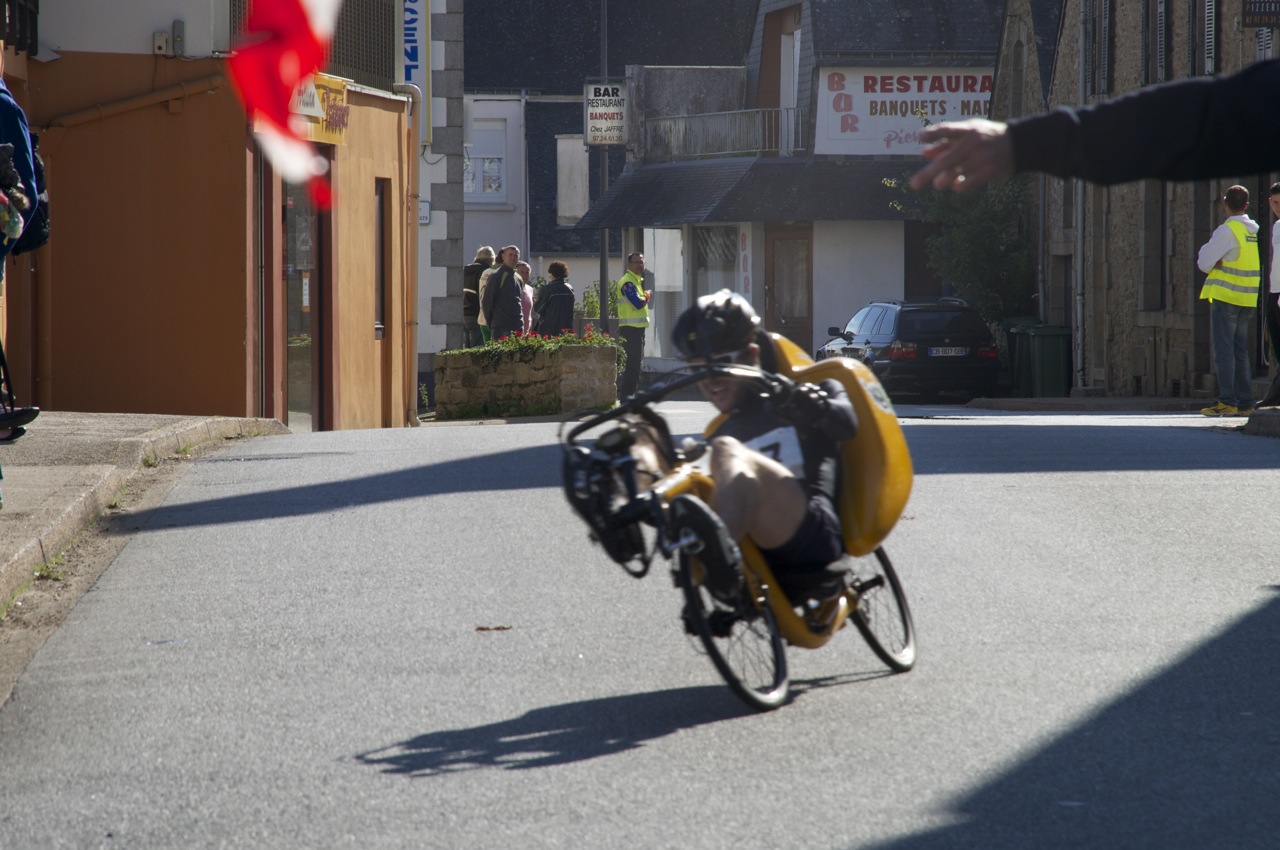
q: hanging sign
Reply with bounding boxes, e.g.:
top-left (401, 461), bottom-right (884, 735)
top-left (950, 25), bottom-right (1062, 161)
top-left (584, 78), bottom-right (627, 146)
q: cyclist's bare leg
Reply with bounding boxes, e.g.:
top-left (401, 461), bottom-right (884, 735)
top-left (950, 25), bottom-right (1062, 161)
top-left (707, 435), bottom-right (808, 550)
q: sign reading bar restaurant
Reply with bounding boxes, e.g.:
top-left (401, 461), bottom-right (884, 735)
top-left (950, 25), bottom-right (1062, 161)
top-left (1243, 0), bottom-right (1280, 27)
top-left (814, 67), bottom-right (994, 156)
top-left (584, 79), bottom-right (627, 146)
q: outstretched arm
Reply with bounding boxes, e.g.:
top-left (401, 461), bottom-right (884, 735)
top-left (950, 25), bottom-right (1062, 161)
top-left (912, 59), bottom-right (1280, 192)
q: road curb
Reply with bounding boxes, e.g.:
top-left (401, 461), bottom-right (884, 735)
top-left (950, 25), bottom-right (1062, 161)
top-left (0, 417), bottom-right (288, 615)
top-left (1243, 408), bottom-right (1280, 437)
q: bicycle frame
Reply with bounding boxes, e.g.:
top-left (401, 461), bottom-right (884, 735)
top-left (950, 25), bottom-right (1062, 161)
top-left (642, 453), bottom-right (850, 650)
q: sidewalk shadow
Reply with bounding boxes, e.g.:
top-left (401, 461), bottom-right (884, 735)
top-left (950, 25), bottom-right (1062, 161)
top-left (867, 591), bottom-right (1280, 850)
top-left (105, 443), bottom-right (569, 533)
top-left (352, 685), bottom-right (751, 777)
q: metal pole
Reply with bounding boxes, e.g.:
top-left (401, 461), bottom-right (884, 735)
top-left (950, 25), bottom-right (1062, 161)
top-left (597, 0), bottom-right (611, 335)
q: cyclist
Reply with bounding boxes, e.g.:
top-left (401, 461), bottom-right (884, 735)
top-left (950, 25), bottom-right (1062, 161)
top-left (670, 290), bottom-right (858, 604)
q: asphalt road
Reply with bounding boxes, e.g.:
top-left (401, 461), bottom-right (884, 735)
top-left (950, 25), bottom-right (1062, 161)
top-left (1, 405), bottom-right (1277, 849)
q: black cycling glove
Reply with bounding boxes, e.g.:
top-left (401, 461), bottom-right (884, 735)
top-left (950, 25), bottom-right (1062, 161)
top-left (770, 379), bottom-right (832, 425)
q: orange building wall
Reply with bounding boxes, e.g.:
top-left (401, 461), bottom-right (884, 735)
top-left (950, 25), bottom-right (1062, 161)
top-left (6, 52), bottom-right (415, 427)
top-left (26, 52), bottom-right (252, 416)
top-left (328, 87), bottom-right (413, 430)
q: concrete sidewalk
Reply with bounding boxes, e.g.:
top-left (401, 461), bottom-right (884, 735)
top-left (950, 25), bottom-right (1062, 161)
top-left (0, 412), bottom-right (288, 614)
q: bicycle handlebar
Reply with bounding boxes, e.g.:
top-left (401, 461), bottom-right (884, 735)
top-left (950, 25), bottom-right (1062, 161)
top-left (562, 364), bottom-right (791, 447)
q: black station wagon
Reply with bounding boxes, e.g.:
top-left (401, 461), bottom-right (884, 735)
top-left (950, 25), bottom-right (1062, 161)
top-left (815, 298), bottom-right (998, 399)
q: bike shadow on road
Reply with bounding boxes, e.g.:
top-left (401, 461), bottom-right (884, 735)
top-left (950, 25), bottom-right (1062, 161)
top-left (351, 670), bottom-right (890, 778)
top-left (864, 589), bottom-right (1280, 850)
top-left (351, 685), bottom-right (760, 777)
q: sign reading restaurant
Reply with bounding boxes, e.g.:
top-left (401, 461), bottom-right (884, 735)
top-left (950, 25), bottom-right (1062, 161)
top-left (814, 67), bottom-right (994, 156)
top-left (584, 79), bottom-right (628, 146)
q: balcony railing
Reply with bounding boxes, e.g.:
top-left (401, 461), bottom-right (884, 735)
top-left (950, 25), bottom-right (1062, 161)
top-left (645, 108), bottom-right (806, 162)
top-left (4, 0), bottom-right (38, 57)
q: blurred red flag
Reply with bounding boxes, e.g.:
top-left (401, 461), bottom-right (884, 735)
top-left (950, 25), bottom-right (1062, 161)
top-left (227, 0), bottom-right (343, 208)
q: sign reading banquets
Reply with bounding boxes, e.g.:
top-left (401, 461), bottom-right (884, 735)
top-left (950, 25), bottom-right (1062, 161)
top-left (815, 67), bottom-right (994, 156)
top-left (584, 79), bottom-right (627, 146)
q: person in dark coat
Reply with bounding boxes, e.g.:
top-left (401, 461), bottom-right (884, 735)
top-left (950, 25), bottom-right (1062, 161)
top-left (532, 261), bottom-right (575, 336)
top-left (481, 245), bottom-right (525, 340)
top-left (461, 245), bottom-right (494, 348)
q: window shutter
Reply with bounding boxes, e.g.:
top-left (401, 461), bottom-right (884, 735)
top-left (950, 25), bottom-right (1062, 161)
top-left (1204, 0), bottom-right (1216, 75)
top-left (1157, 0), bottom-right (1167, 82)
top-left (1100, 0), bottom-right (1111, 93)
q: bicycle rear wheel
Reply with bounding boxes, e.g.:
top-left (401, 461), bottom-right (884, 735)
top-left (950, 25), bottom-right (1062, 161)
top-left (672, 496), bottom-right (789, 711)
top-left (849, 547), bottom-right (916, 672)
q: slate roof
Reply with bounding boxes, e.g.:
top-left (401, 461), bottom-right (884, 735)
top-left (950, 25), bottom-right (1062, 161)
top-left (575, 158), bottom-right (910, 229)
top-left (465, 0), bottom-right (757, 94)
top-left (526, 101), bottom-right (622, 255)
top-left (810, 0), bottom-right (1005, 62)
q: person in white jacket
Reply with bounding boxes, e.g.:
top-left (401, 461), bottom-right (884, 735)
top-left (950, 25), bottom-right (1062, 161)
top-left (1256, 184), bottom-right (1280, 409)
top-left (1195, 185), bottom-right (1260, 416)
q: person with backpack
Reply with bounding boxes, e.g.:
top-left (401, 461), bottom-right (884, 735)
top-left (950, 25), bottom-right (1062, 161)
top-left (0, 69), bottom-right (41, 445)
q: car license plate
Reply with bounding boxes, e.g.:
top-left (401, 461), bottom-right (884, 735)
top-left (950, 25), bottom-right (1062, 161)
top-left (929, 347), bottom-right (967, 357)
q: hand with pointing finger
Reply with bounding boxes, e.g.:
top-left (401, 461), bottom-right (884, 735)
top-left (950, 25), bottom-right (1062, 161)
top-left (908, 118), bottom-right (1016, 193)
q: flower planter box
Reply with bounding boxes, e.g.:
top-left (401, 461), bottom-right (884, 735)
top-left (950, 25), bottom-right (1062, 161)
top-left (434, 344), bottom-right (617, 419)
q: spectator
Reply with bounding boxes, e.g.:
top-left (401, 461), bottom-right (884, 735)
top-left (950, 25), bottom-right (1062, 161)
top-left (462, 245), bottom-right (495, 348)
top-left (613, 252), bottom-right (653, 398)
top-left (0, 66), bottom-right (39, 444)
top-left (516, 260), bottom-right (536, 335)
top-left (532, 261), bottom-right (575, 336)
top-left (1196, 185), bottom-right (1259, 416)
top-left (481, 245), bottom-right (525, 340)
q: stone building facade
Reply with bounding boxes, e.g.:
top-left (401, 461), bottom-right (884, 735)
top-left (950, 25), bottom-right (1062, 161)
top-left (993, 0), bottom-right (1275, 397)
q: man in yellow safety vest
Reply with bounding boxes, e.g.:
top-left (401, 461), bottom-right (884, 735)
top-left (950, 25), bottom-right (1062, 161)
top-left (613, 252), bottom-right (653, 398)
top-left (1196, 184), bottom-right (1261, 416)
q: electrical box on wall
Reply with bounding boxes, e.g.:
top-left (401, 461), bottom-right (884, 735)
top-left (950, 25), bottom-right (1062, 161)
top-left (153, 32), bottom-right (171, 55)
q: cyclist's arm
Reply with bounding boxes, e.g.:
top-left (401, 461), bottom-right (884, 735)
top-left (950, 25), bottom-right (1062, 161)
top-left (814, 379), bottom-right (857, 442)
top-left (771, 377), bottom-right (857, 442)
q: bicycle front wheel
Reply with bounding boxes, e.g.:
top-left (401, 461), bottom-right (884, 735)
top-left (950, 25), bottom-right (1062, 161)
top-left (849, 547), bottom-right (916, 672)
top-left (680, 559), bottom-right (790, 711)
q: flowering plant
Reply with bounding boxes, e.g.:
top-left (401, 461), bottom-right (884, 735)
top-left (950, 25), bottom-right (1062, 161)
top-left (460, 328), bottom-right (625, 373)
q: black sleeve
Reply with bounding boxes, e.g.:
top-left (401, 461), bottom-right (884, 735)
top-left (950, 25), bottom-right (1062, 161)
top-left (816, 378), bottom-right (858, 442)
top-left (1008, 60), bottom-right (1280, 185)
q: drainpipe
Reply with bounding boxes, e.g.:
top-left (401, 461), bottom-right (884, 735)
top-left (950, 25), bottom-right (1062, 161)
top-left (1038, 173), bottom-right (1047, 322)
top-left (394, 83), bottom-right (423, 427)
top-left (1073, 5), bottom-right (1086, 393)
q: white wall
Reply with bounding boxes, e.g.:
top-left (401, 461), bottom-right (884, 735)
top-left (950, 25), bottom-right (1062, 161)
top-left (42, 0), bottom-right (228, 57)
top-left (461, 96), bottom-right (527, 256)
top-left (812, 220), bottom-right (904, 345)
top-left (414, 0), bottom-right (448, 358)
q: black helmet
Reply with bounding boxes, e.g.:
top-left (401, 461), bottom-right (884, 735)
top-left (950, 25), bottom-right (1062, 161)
top-left (671, 290), bottom-right (761, 360)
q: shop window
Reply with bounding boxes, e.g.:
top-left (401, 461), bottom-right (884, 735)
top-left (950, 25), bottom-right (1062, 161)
top-left (693, 226), bottom-right (738, 297)
top-left (464, 121), bottom-right (507, 203)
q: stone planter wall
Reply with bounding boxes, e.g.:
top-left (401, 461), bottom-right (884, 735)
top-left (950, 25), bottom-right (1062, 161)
top-left (434, 345), bottom-right (617, 419)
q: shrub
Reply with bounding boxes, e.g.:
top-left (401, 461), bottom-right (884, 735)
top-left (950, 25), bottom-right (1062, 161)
top-left (452, 328), bottom-right (626, 374)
